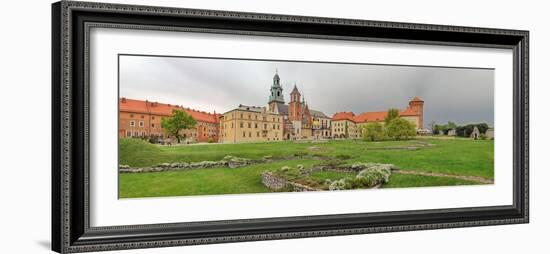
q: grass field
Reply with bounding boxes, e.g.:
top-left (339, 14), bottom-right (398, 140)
top-left (119, 138), bottom-right (493, 198)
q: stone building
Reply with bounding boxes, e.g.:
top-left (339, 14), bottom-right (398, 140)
top-left (447, 129), bottom-right (457, 136)
top-left (470, 126), bottom-right (481, 139)
top-left (218, 105), bottom-right (284, 143)
top-left (486, 128), bottom-right (494, 139)
top-left (118, 98), bottom-right (220, 143)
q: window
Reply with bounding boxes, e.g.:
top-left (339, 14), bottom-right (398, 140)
top-left (248, 114), bottom-right (251, 119)
top-left (249, 132), bottom-right (252, 137)
top-left (151, 123), bottom-right (155, 128)
top-left (129, 121), bottom-right (135, 127)
top-left (273, 124), bottom-right (276, 129)
top-left (134, 131), bottom-right (138, 136)
top-left (240, 122), bottom-right (243, 128)
top-left (130, 114), bottom-right (134, 118)
top-left (257, 132), bottom-right (260, 137)
top-left (243, 131), bottom-right (246, 138)
top-left (152, 116), bottom-right (155, 120)
top-left (126, 131), bottom-right (131, 137)
top-left (231, 123), bottom-right (234, 128)
top-left (255, 123), bottom-right (258, 128)
top-left (264, 124), bottom-right (267, 129)
top-left (139, 121), bottom-right (144, 127)
top-left (248, 122), bottom-right (251, 128)
top-left (240, 113), bottom-right (243, 119)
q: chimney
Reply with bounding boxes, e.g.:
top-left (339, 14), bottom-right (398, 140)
top-left (121, 97), bottom-right (126, 103)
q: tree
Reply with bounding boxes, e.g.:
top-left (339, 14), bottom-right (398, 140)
top-left (362, 122), bottom-right (385, 141)
top-left (433, 121), bottom-right (457, 135)
top-left (477, 123), bottom-right (489, 134)
top-left (447, 121), bottom-right (457, 130)
top-left (454, 123), bottom-right (490, 137)
top-left (161, 109), bottom-right (197, 143)
top-left (386, 118), bottom-right (416, 140)
top-left (433, 124), bottom-right (442, 135)
top-left (384, 108), bottom-right (400, 125)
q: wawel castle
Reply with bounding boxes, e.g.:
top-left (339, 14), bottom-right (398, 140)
top-left (119, 71), bottom-right (424, 144)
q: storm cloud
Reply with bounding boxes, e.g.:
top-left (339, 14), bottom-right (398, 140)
top-left (119, 55), bottom-right (494, 127)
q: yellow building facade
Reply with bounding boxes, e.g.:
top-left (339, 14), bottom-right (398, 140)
top-left (219, 105), bottom-right (284, 143)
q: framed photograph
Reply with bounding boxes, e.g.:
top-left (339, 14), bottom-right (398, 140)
top-left (52, 1), bottom-right (529, 253)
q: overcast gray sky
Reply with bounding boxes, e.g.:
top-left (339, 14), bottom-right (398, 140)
top-left (119, 55), bottom-right (494, 127)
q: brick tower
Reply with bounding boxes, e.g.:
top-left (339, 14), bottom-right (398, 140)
top-left (408, 97), bottom-right (424, 129)
top-left (288, 84), bottom-right (302, 121)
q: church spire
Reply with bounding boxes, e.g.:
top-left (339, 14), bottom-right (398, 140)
top-left (268, 69), bottom-right (284, 104)
top-left (272, 68), bottom-right (280, 87)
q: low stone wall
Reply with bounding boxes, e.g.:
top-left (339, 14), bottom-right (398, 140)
top-left (261, 172), bottom-right (320, 192)
top-left (119, 155), bottom-right (250, 173)
top-left (120, 154), bottom-right (329, 174)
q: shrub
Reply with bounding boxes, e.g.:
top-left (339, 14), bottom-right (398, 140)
top-left (328, 178), bottom-right (351, 191)
top-left (386, 118), bottom-right (416, 140)
top-left (326, 163), bottom-right (393, 190)
top-left (148, 135), bottom-right (159, 144)
top-left (361, 122), bottom-right (385, 141)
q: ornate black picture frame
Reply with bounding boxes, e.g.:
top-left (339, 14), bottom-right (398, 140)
top-left (52, 1), bottom-right (529, 253)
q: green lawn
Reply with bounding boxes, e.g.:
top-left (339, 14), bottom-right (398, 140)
top-left (382, 173), bottom-right (479, 188)
top-left (309, 171), bottom-right (356, 181)
top-left (119, 159), bottom-right (315, 198)
top-left (119, 138), bottom-right (493, 198)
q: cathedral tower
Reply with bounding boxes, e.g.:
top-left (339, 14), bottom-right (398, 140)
top-left (268, 70), bottom-right (285, 111)
top-left (288, 84), bottom-right (302, 121)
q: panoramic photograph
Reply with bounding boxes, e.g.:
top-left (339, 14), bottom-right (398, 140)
top-left (117, 54), bottom-right (495, 199)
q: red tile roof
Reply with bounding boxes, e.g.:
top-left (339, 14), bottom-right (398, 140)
top-left (119, 98), bottom-right (220, 123)
top-left (332, 112), bottom-right (356, 121)
top-left (354, 111), bottom-right (387, 122)
top-left (410, 96), bottom-right (424, 102)
top-left (399, 107), bottom-right (419, 117)
top-left (332, 108), bottom-right (420, 123)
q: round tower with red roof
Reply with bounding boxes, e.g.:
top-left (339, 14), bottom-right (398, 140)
top-left (408, 97), bottom-right (424, 129)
